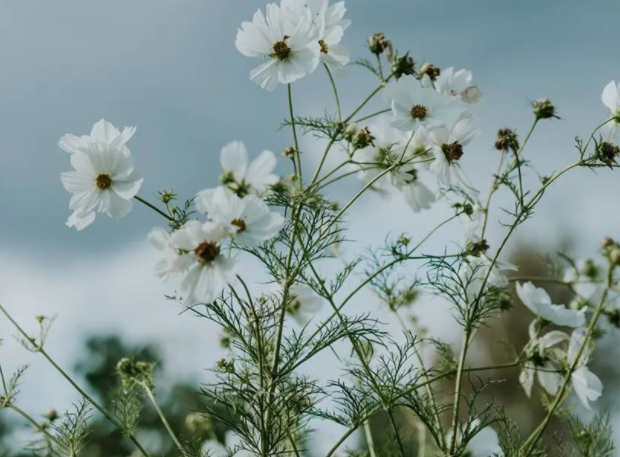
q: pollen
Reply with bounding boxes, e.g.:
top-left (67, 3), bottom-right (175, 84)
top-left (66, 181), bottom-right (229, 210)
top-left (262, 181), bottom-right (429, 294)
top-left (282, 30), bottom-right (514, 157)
top-left (441, 142), bottom-right (464, 162)
top-left (231, 218), bottom-right (247, 233)
top-left (96, 174), bottom-right (113, 190)
top-left (319, 40), bottom-right (329, 54)
top-left (195, 241), bottom-right (220, 264)
top-left (410, 105), bottom-right (427, 120)
top-left (272, 40), bottom-right (291, 60)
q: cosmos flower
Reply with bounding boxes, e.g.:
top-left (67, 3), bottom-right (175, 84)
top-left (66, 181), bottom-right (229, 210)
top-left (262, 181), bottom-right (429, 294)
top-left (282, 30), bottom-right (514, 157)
top-left (516, 282), bottom-right (586, 327)
top-left (60, 120), bottom-right (143, 230)
top-left (286, 283), bottom-right (323, 325)
top-left (601, 80), bottom-right (620, 140)
top-left (281, 0), bottom-right (351, 73)
top-left (236, 3), bottom-right (321, 91)
top-left (568, 328), bottom-right (603, 410)
top-left (428, 112), bottom-right (480, 185)
top-left (434, 67), bottom-right (482, 103)
top-left (196, 142), bottom-right (279, 203)
top-left (384, 75), bottom-right (466, 131)
top-left (169, 221), bottom-right (237, 305)
top-left (400, 178), bottom-right (435, 212)
top-left (520, 329), bottom-right (568, 397)
top-left (196, 186), bottom-right (284, 247)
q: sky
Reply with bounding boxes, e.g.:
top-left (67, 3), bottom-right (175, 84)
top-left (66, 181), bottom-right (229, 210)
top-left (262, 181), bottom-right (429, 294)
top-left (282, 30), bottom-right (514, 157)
top-left (0, 0), bottom-right (619, 454)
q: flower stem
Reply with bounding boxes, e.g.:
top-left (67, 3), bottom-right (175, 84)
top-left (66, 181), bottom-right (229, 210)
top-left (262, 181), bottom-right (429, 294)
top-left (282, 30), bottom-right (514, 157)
top-left (143, 383), bottom-right (185, 452)
top-left (134, 195), bottom-right (174, 222)
top-left (324, 63), bottom-right (341, 121)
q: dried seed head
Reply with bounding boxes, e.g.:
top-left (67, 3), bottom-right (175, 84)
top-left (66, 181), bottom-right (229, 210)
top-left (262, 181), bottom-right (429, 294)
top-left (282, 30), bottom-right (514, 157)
top-left (596, 140), bottom-right (619, 167)
top-left (495, 128), bottom-right (520, 154)
top-left (391, 53), bottom-right (415, 79)
top-left (353, 127), bottom-right (375, 149)
top-left (419, 62), bottom-right (441, 81)
top-left (367, 32), bottom-right (391, 55)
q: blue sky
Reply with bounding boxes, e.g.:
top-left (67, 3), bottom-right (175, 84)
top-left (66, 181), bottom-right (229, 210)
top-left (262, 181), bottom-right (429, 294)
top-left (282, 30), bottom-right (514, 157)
top-left (1, 0), bottom-right (620, 452)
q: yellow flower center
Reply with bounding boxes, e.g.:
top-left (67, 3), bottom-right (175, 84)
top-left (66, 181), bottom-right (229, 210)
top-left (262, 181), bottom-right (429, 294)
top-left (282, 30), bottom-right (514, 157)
top-left (410, 105), bottom-right (427, 120)
top-left (96, 174), bottom-right (112, 190)
top-left (195, 241), bottom-right (220, 264)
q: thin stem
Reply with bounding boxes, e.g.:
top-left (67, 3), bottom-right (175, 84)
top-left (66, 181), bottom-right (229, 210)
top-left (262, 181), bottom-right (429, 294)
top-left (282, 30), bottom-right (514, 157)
top-left (363, 420), bottom-right (378, 457)
top-left (353, 109), bottom-right (392, 124)
top-left (521, 267), bottom-right (612, 456)
top-left (134, 195), bottom-right (174, 222)
top-left (0, 302), bottom-right (151, 457)
top-left (6, 402), bottom-right (67, 450)
top-left (387, 410), bottom-right (406, 457)
top-left (288, 84), bottom-right (303, 183)
top-left (324, 63), bottom-right (341, 121)
top-left (143, 383), bottom-right (185, 452)
top-left (448, 329), bottom-right (471, 454)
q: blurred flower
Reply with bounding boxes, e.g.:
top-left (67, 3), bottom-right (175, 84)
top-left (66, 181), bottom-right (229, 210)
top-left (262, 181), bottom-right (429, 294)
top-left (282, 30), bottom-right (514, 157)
top-left (434, 67), bottom-right (482, 103)
top-left (148, 227), bottom-right (193, 280)
top-left (169, 221), bottom-right (236, 305)
top-left (205, 141), bottom-right (278, 198)
top-left (516, 282), bottom-right (586, 327)
top-left (568, 328), bottom-right (603, 410)
top-left (520, 329), bottom-right (568, 397)
top-left (60, 120), bottom-right (143, 230)
top-left (287, 283), bottom-right (323, 325)
top-left (401, 177), bottom-right (435, 212)
top-left (236, 3), bottom-right (320, 91)
top-left (196, 186), bottom-right (284, 247)
top-left (384, 75), bottom-right (465, 131)
top-left (429, 112), bottom-right (480, 185)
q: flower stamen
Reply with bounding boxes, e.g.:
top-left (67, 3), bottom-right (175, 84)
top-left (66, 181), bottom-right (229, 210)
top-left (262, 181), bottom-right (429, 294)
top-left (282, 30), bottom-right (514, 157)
top-left (272, 40), bottom-right (291, 60)
top-left (410, 105), bottom-right (428, 120)
top-left (441, 142), bottom-right (464, 162)
top-left (96, 174), bottom-right (112, 190)
top-left (195, 241), bottom-right (220, 264)
top-left (319, 40), bottom-right (329, 54)
top-left (231, 218), bottom-right (247, 233)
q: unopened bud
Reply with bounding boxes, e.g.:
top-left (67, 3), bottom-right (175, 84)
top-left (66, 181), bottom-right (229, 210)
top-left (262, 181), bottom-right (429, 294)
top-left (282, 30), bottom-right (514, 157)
top-left (283, 146), bottom-right (296, 159)
top-left (532, 97), bottom-right (557, 120)
top-left (367, 32), bottom-right (391, 55)
top-left (157, 190), bottom-right (175, 204)
top-left (596, 140), bottom-right (619, 167)
top-left (43, 409), bottom-right (59, 422)
top-left (611, 248), bottom-right (620, 266)
top-left (466, 239), bottom-right (490, 257)
top-left (344, 123), bottom-right (357, 142)
top-left (601, 237), bottom-right (615, 249)
top-left (391, 53), bottom-right (415, 79)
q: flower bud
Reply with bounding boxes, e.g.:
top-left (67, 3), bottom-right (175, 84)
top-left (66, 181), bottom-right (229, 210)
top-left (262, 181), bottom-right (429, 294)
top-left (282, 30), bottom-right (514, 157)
top-left (494, 128), bottom-right (520, 154)
top-left (185, 412), bottom-right (213, 433)
top-left (367, 32), bottom-right (391, 55)
top-left (283, 146), bottom-right (296, 159)
top-left (116, 358), bottom-right (155, 389)
top-left (344, 123), bottom-right (357, 142)
top-left (157, 190), bottom-right (175, 204)
top-left (418, 62), bottom-right (440, 82)
top-left (601, 237), bottom-right (615, 249)
top-left (352, 127), bottom-right (375, 149)
top-left (466, 239), bottom-right (490, 257)
top-left (532, 97), bottom-right (557, 120)
top-left (611, 248), bottom-right (620, 266)
top-left (595, 140), bottom-right (619, 168)
top-left (391, 53), bottom-right (415, 79)
top-left (43, 409), bottom-right (59, 422)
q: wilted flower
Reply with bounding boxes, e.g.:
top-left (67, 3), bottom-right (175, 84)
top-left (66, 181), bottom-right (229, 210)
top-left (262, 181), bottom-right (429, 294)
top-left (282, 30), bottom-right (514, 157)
top-left (494, 128), bottom-right (520, 154)
top-left (60, 119), bottom-right (143, 230)
top-left (235, 3), bottom-right (320, 91)
top-left (418, 62), bottom-right (441, 82)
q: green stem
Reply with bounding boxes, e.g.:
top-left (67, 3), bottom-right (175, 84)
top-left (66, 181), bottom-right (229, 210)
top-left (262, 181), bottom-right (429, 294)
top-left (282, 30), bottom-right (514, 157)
top-left (288, 84), bottom-right (302, 183)
top-left (363, 420), bottom-right (378, 457)
top-left (134, 195), bottom-right (174, 222)
top-left (6, 403), bottom-right (67, 451)
top-left (0, 302), bottom-right (151, 457)
top-left (324, 63), bottom-right (341, 121)
top-left (143, 383), bottom-right (184, 452)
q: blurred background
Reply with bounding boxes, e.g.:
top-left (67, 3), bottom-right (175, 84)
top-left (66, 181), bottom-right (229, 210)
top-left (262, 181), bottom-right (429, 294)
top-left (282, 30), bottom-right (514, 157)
top-left (0, 0), bottom-right (619, 455)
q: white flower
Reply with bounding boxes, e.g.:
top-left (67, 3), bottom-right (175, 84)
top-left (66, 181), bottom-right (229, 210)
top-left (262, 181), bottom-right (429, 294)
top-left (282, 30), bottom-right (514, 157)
top-left (60, 120), bottom-right (143, 230)
top-left (353, 114), bottom-right (415, 187)
top-left (568, 328), bottom-right (602, 410)
top-left (384, 75), bottom-right (466, 132)
top-left (169, 221), bottom-right (237, 305)
top-left (520, 329), bottom-right (568, 397)
top-left (435, 67), bottom-right (482, 103)
top-left (202, 141), bottom-right (279, 198)
top-left (236, 3), bottom-right (320, 91)
top-left (516, 282), bottom-right (586, 327)
top-left (281, 0), bottom-right (351, 73)
top-left (147, 228), bottom-right (193, 280)
top-left (58, 118), bottom-right (135, 155)
top-left (195, 187), bottom-right (284, 247)
top-left (459, 256), bottom-right (517, 307)
top-left (400, 180), bottom-right (435, 212)
top-left (429, 112), bottom-right (480, 185)
top-left (601, 80), bottom-right (620, 140)
top-left (287, 283), bottom-right (323, 325)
